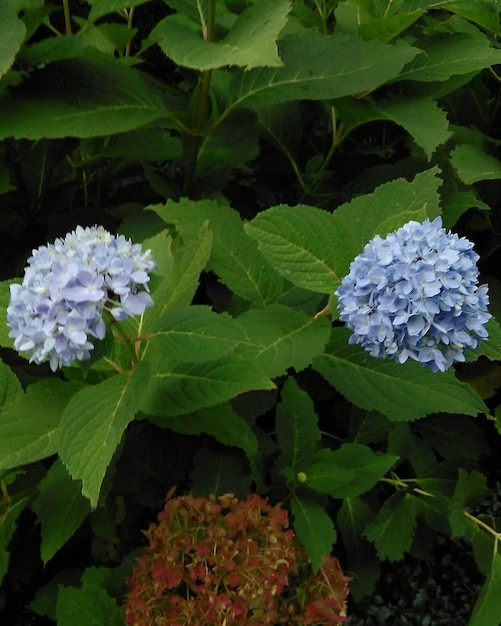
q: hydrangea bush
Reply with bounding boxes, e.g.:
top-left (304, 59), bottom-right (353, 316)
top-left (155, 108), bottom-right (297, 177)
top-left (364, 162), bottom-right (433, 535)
top-left (125, 493), bottom-right (349, 626)
top-left (0, 1), bottom-right (500, 626)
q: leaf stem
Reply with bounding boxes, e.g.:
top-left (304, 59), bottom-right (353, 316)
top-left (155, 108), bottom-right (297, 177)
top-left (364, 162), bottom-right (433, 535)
top-left (182, 0), bottom-right (216, 195)
top-left (62, 0), bottom-right (72, 35)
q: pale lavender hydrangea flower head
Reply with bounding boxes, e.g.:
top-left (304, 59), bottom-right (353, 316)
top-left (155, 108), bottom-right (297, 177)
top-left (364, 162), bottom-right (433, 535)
top-left (335, 217), bottom-right (491, 372)
top-left (7, 226), bottom-right (156, 371)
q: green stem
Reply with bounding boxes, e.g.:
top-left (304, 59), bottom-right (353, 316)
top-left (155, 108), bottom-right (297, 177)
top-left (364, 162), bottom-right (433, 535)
top-left (181, 0), bottom-right (216, 195)
top-left (62, 0), bottom-right (72, 35)
top-left (104, 310), bottom-right (139, 366)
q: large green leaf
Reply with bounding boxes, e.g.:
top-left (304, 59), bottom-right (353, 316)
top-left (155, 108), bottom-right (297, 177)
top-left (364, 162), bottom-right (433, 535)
top-left (245, 205), bottom-right (352, 294)
top-left (335, 97), bottom-right (450, 158)
top-left (0, 360), bottom-right (21, 409)
top-left (469, 553), bottom-right (501, 626)
top-left (150, 199), bottom-right (283, 306)
top-left (302, 445), bottom-right (398, 498)
top-left (290, 493), bottom-right (337, 573)
top-left (337, 497), bottom-right (380, 600)
top-left (450, 144), bottom-right (501, 184)
top-left (332, 167), bottom-right (441, 257)
top-left (224, 34), bottom-right (419, 113)
top-left (0, 57), bottom-right (168, 139)
top-left (142, 223), bottom-right (212, 331)
top-left (0, 496), bottom-right (32, 585)
top-left (149, 306), bottom-right (246, 362)
top-left (0, 380), bottom-right (82, 470)
top-left (0, 4), bottom-right (26, 80)
top-left (365, 492), bottom-right (418, 561)
top-left (314, 328), bottom-right (489, 421)
top-left (376, 97), bottom-right (451, 158)
top-left (57, 583), bottom-right (124, 626)
top-left (59, 362), bottom-right (150, 507)
top-left (32, 460), bottom-right (89, 565)
top-left (87, 0), bottom-right (152, 22)
top-left (140, 354), bottom-right (274, 417)
top-left (236, 305), bottom-right (331, 378)
top-left (151, 1), bottom-right (290, 70)
top-left (156, 402), bottom-right (259, 462)
top-left (276, 378), bottom-right (321, 471)
top-left (396, 33), bottom-right (501, 82)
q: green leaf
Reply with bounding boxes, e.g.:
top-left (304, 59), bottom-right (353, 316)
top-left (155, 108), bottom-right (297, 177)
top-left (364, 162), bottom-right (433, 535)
top-left (225, 34), bottom-right (419, 112)
top-left (195, 110), bottom-right (260, 187)
top-left (276, 378), bottom-right (321, 471)
top-left (142, 223), bottom-right (212, 329)
top-left (140, 354), bottom-right (274, 417)
top-left (396, 33), bottom-right (501, 82)
top-left (0, 495), bottom-right (32, 585)
top-left (469, 553), bottom-right (501, 626)
top-left (334, 0), bottom-right (424, 42)
top-left (290, 493), bottom-right (337, 573)
top-left (155, 402), bottom-right (259, 462)
top-left (87, 0), bottom-right (152, 22)
top-left (150, 199), bottom-right (283, 306)
top-left (303, 444), bottom-right (398, 498)
top-left (365, 492), bottom-right (417, 561)
top-left (0, 380), bottom-right (82, 470)
top-left (331, 166), bottom-right (441, 258)
top-left (450, 144), bottom-right (501, 184)
top-left (0, 360), bottom-right (22, 409)
top-left (314, 328), bottom-right (489, 421)
top-left (449, 469), bottom-right (486, 538)
top-left (337, 497), bottom-right (380, 600)
top-left (56, 583), bottom-right (124, 626)
top-left (376, 97), bottom-right (451, 158)
top-left (236, 305), bottom-right (331, 378)
top-left (151, 1), bottom-right (290, 70)
top-left (445, 1), bottom-right (501, 35)
top-left (468, 318), bottom-right (501, 362)
top-left (32, 460), bottom-right (89, 565)
top-left (59, 362), bottom-right (150, 507)
top-left (0, 4), bottom-right (26, 80)
top-left (190, 446), bottom-right (252, 499)
top-left (245, 205), bottom-right (351, 294)
top-left (149, 306), bottom-right (246, 362)
top-left (0, 57), bottom-right (168, 139)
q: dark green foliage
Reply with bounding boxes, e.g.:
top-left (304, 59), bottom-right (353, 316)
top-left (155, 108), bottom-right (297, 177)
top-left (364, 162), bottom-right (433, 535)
top-left (0, 1), bottom-right (500, 624)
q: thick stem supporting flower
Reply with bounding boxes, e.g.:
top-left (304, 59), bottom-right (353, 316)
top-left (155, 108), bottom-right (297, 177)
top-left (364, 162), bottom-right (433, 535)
top-left (103, 310), bottom-right (139, 367)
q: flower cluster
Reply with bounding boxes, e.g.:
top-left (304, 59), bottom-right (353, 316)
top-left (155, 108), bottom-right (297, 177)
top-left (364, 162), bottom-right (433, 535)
top-left (7, 226), bottom-right (156, 371)
top-left (125, 492), bottom-right (349, 625)
top-left (335, 217), bottom-right (491, 372)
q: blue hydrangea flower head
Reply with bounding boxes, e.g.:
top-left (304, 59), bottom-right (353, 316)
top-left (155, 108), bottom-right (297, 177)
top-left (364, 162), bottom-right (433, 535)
top-left (7, 226), bottom-right (156, 371)
top-left (335, 217), bottom-right (491, 372)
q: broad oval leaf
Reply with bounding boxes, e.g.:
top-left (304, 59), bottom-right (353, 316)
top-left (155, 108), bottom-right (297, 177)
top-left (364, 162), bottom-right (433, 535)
top-left (59, 362), bottom-right (151, 507)
top-left (225, 34), bottom-right (419, 112)
top-left (0, 380), bottom-right (82, 470)
top-left (140, 354), bottom-right (275, 417)
top-left (303, 445), bottom-right (398, 498)
top-left (150, 306), bottom-right (246, 362)
top-left (150, 1), bottom-right (290, 70)
top-left (245, 205), bottom-right (351, 294)
top-left (0, 4), bottom-right (26, 80)
top-left (314, 328), bottom-right (489, 421)
top-left (0, 57), bottom-right (168, 140)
